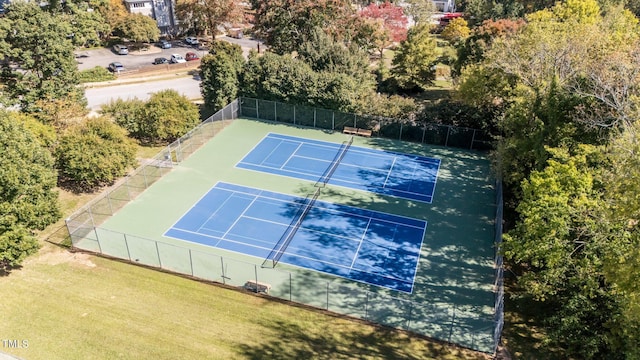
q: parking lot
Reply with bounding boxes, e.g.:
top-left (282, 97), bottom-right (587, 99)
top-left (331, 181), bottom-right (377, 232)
top-left (74, 40), bottom-right (209, 73)
top-left (75, 37), bottom-right (262, 73)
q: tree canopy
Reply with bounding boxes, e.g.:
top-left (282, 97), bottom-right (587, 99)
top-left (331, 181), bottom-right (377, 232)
top-left (55, 117), bottom-right (137, 189)
top-left (0, 111), bottom-right (60, 271)
top-left (0, 2), bottom-right (86, 115)
top-left (200, 41), bottom-right (245, 111)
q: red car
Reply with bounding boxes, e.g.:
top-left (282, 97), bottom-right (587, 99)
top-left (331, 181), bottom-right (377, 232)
top-left (185, 52), bottom-right (199, 61)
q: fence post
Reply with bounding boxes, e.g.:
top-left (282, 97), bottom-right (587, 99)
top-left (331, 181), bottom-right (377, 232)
top-left (421, 126), bottom-right (426, 144)
top-left (189, 249), bottom-right (194, 276)
top-left (293, 105), bottom-right (296, 125)
top-left (94, 228), bottom-right (103, 253)
top-left (220, 257), bottom-right (226, 285)
top-left (470, 129), bottom-right (477, 150)
top-left (256, 98), bottom-right (259, 119)
top-left (399, 123), bottom-right (403, 141)
top-left (353, 113), bottom-right (357, 127)
top-left (332, 112), bottom-right (335, 130)
top-left (445, 126), bottom-right (451, 147)
top-left (364, 291), bottom-right (369, 320)
top-left (123, 233), bottom-right (132, 260)
top-left (326, 282), bottom-right (330, 310)
top-left (289, 272), bottom-right (292, 302)
top-left (274, 101), bottom-right (277, 121)
top-left (254, 265), bottom-right (259, 290)
top-left (155, 241), bottom-right (162, 268)
top-left (314, 108), bottom-right (316, 128)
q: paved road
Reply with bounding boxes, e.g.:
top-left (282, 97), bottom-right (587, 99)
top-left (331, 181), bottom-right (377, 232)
top-left (85, 75), bottom-right (202, 110)
top-left (76, 37), bottom-right (262, 72)
top-left (80, 36), bottom-right (262, 111)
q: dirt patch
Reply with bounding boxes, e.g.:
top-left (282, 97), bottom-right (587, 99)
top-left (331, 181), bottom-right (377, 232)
top-left (29, 247), bottom-right (96, 268)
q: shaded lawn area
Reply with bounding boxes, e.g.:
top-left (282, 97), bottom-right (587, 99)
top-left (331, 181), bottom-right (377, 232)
top-left (0, 243), bottom-right (489, 360)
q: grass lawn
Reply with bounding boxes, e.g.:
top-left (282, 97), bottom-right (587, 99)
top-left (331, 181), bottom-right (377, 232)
top-left (0, 187), bottom-right (490, 360)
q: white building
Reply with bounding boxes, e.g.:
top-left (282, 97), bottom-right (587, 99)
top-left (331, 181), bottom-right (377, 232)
top-left (123, 0), bottom-right (178, 35)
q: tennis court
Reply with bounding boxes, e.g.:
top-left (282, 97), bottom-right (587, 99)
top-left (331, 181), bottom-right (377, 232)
top-left (70, 118), bottom-right (498, 352)
top-left (237, 133), bottom-right (441, 203)
top-left (165, 182), bottom-right (426, 293)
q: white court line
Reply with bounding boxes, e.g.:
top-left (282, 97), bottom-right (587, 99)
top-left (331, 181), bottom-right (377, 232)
top-left (220, 194), bottom-right (260, 239)
top-left (349, 218), bottom-right (372, 269)
top-left (382, 157), bottom-right (397, 189)
top-left (195, 193), bottom-right (237, 233)
top-left (280, 142), bottom-right (304, 170)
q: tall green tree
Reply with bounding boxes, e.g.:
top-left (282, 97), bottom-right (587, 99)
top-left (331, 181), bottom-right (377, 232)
top-left (115, 13), bottom-right (161, 43)
top-left (200, 41), bottom-right (245, 111)
top-left (502, 145), bottom-right (621, 358)
top-left (0, 2), bottom-right (86, 115)
top-left (0, 110), bottom-right (60, 271)
top-left (297, 28), bottom-right (373, 85)
top-left (55, 117), bottom-right (137, 189)
top-left (250, 0), bottom-right (366, 54)
top-left (391, 23), bottom-right (438, 92)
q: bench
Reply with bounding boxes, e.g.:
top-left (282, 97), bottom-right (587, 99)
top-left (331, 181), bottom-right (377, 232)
top-left (343, 126), bottom-right (358, 135)
top-left (343, 127), bottom-right (372, 137)
top-left (243, 280), bottom-right (271, 294)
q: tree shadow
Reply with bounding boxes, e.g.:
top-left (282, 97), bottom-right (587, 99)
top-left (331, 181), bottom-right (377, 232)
top-left (234, 316), bottom-right (488, 360)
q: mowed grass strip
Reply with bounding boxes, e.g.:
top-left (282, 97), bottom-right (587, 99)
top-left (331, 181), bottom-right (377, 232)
top-left (0, 244), bottom-right (488, 360)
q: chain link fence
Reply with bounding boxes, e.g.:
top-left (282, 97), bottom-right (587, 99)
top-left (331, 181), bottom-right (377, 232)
top-left (65, 100), bottom-right (239, 242)
top-left (239, 97), bottom-right (493, 151)
top-left (64, 98), bottom-right (504, 354)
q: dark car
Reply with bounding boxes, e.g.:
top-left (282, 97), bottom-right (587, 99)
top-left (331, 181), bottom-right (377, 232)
top-left (153, 57), bottom-right (169, 65)
top-left (108, 62), bottom-right (125, 72)
top-left (157, 39), bottom-right (171, 49)
top-left (185, 52), bottom-right (199, 61)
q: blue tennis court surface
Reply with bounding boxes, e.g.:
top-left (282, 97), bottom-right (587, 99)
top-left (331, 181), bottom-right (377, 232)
top-left (164, 182), bottom-right (427, 293)
top-left (236, 133), bottom-right (441, 203)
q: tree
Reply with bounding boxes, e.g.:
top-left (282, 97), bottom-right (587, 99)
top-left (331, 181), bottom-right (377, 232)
top-left (94, 0), bottom-right (129, 39)
top-left (404, 0), bottom-right (438, 25)
top-left (0, 110), bottom-right (60, 271)
top-left (359, 2), bottom-right (408, 57)
top-left (463, 0), bottom-right (524, 26)
top-left (599, 123), bottom-right (640, 357)
top-left (115, 13), bottom-right (161, 43)
top-left (175, 0), bottom-right (242, 36)
top-left (240, 52), bottom-right (317, 104)
top-left (297, 28), bottom-right (374, 84)
top-left (502, 145), bottom-right (622, 358)
top-left (101, 91), bottom-right (200, 143)
top-left (142, 90), bottom-right (201, 143)
top-left (390, 23), bottom-right (438, 92)
top-left (0, 2), bottom-right (86, 115)
top-left (250, 0), bottom-right (364, 54)
top-left (55, 117), bottom-right (137, 189)
top-left (101, 98), bottom-right (147, 138)
top-left (58, 0), bottom-right (110, 47)
top-left (440, 17), bottom-right (471, 44)
top-left (200, 41), bottom-right (245, 111)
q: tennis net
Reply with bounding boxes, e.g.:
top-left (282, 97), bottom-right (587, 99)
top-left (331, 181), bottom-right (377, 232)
top-left (262, 187), bottom-right (322, 268)
top-left (315, 136), bottom-right (353, 188)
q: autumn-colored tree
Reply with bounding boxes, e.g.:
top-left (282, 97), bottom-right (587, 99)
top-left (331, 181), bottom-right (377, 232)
top-left (175, 0), bottom-right (243, 37)
top-left (440, 17), bottom-right (471, 44)
top-left (359, 2), bottom-right (408, 57)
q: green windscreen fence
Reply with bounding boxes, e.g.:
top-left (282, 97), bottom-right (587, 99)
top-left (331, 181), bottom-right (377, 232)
top-left (240, 97), bottom-right (493, 151)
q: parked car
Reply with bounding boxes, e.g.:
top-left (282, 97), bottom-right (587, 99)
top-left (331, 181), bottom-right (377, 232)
top-left (157, 39), bottom-right (171, 49)
top-left (113, 44), bottom-right (128, 55)
top-left (153, 57), bottom-right (169, 65)
top-left (108, 62), bottom-right (125, 72)
top-left (184, 37), bottom-right (199, 45)
top-left (170, 54), bottom-right (186, 63)
top-left (185, 52), bottom-right (199, 61)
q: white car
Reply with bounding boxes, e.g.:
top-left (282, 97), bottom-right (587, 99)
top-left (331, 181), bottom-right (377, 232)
top-left (184, 37), bottom-right (199, 45)
top-left (170, 54), bottom-right (186, 63)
